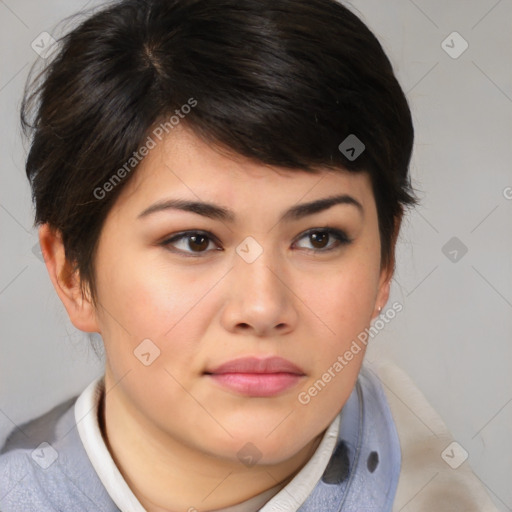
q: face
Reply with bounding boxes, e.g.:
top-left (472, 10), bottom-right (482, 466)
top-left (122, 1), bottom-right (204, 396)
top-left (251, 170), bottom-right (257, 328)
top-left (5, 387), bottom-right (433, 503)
top-left (90, 125), bottom-right (390, 465)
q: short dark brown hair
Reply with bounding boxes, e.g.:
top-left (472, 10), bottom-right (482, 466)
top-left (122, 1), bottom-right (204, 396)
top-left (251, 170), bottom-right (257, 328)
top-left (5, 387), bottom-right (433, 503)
top-left (22, 0), bottom-right (418, 305)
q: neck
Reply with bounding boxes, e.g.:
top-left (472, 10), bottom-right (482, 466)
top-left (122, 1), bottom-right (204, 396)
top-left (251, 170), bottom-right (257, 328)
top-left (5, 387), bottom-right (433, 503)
top-left (100, 373), bottom-right (324, 512)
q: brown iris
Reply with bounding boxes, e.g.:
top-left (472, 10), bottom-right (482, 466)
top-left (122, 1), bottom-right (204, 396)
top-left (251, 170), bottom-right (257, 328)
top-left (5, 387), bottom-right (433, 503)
top-left (188, 234), bottom-right (210, 252)
top-left (309, 231), bottom-right (329, 249)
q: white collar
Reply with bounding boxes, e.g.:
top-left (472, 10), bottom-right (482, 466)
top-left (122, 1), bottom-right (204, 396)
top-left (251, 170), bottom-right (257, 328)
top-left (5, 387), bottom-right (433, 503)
top-left (75, 375), bottom-right (340, 512)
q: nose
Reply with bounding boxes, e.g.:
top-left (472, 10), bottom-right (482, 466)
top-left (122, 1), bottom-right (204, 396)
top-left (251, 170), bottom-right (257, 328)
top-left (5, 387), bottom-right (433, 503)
top-left (220, 245), bottom-right (298, 337)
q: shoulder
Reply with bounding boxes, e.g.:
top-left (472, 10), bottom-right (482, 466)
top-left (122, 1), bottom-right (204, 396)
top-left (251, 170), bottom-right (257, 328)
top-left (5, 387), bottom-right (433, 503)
top-left (0, 393), bottom-right (118, 512)
top-left (368, 359), bottom-right (500, 512)
top-left (1, 396), bottom-right (76, 455)
top-left (0, 398), bottom-right (74, 510)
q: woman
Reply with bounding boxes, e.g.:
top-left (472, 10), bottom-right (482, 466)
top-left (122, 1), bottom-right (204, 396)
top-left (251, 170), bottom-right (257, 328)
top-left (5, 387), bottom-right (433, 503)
top-left (0, 0), bottom-right (499, 510)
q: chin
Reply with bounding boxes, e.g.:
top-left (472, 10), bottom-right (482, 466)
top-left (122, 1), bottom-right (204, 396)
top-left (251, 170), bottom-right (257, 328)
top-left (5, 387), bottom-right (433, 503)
top-left (221, 428), bottom-right (314, 466)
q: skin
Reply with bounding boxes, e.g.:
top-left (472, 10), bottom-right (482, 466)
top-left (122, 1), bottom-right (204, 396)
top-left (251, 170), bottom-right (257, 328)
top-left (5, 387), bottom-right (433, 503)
top-left (40, 124), bottom-right (398, 512)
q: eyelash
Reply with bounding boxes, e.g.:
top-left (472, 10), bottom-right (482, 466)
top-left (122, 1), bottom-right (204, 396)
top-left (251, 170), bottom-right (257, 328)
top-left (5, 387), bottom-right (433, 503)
top-left (159, 228), bottom-right (352, 258)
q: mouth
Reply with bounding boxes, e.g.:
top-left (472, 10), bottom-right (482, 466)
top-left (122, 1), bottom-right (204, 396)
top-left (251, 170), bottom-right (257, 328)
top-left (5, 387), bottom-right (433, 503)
top-left (204, 356), bottom-right (305, 397)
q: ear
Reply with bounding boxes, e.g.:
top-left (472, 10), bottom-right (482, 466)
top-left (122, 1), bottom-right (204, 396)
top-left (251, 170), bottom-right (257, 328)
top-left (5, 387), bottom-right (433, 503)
top-left (38, 224), bottom-right (100, 333)
top-left (371, 210), bottom-right (403, 320)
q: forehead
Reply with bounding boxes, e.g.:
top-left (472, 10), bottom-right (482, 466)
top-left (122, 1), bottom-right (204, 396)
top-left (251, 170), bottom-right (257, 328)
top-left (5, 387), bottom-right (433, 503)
top-left (112, 125), bottom-right (375, 219)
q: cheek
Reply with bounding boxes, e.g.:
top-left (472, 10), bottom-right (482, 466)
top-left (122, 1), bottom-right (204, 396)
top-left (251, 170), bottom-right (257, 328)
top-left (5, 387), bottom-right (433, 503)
top-left (301, 258), bottom-right (380, 341)
top-left (292, 254), bottom-right (380, 407)
top-left (93, 249), bottom-right (217, 373)
top-left (95, 254), bottom-right (212, 420)
top-left (96, 247), bottom-right (179, 333)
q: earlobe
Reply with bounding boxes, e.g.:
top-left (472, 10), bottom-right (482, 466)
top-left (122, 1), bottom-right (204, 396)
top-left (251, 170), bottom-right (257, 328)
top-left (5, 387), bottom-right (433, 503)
top-left (38, 224), bottom-right (100, 333)
top-left (372, 267), bottom-right (392, 319)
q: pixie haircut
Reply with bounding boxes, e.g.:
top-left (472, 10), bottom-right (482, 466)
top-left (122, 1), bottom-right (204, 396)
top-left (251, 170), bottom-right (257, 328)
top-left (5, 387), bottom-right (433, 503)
top-left (22, 0), bottom-right (417, 305)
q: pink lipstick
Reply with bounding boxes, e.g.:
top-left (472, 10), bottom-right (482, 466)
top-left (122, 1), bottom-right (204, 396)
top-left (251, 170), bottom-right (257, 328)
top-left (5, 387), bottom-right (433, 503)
top-left (204, 356), bottom-right (305, 397)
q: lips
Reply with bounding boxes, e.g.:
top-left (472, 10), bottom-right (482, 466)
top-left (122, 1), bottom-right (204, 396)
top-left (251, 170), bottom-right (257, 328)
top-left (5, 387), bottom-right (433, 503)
top-left (204, 356), bottom-right (305, 397)
top-left (205, 356), bottom-right (305, 375)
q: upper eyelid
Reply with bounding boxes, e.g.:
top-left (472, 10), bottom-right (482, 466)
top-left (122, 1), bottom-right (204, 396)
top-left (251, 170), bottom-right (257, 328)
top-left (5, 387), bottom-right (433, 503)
top-left (164, 227), bottom-right (347, 240)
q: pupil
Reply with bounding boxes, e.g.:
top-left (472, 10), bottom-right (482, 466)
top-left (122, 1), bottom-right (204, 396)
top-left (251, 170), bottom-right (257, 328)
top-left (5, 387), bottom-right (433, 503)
top-left (311, 231), bottom-right (328, 248)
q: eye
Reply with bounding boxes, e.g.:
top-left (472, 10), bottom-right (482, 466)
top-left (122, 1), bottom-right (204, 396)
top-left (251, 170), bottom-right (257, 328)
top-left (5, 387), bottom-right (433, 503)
top-left (160, 231), bottom-right (221, 257)
top-left (160, 227), bottom-right (352, 257)
top-left (293, 228), bottom-right (352, 252)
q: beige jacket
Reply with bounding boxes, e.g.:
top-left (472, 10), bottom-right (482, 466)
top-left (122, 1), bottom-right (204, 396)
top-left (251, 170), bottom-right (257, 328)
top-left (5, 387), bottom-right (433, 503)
top-left (370, 360), bottom-right (499, 511)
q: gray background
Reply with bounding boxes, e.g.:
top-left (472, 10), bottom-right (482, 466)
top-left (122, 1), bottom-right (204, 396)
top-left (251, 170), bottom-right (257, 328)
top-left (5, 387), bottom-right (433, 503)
top-left (1, 0), bottom-right (511, 510)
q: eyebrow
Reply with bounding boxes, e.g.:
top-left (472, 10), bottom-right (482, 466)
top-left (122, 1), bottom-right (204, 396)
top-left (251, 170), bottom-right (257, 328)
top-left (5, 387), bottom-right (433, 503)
top-left (137, 193), bottom-right (364, 223)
